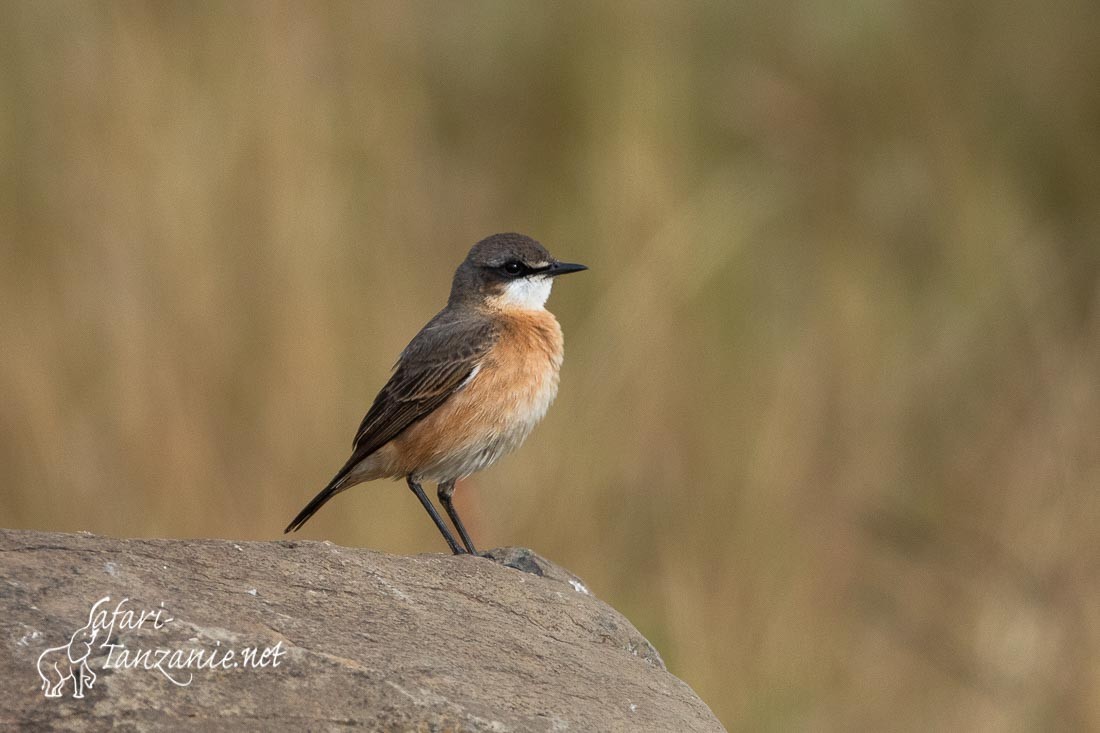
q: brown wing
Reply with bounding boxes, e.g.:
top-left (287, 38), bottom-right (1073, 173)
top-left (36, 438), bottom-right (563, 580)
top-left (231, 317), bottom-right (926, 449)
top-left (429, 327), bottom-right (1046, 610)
top-left (350, 313), bottom-right (496, 458)
top-left (285, 310), bottom-right (496, 533)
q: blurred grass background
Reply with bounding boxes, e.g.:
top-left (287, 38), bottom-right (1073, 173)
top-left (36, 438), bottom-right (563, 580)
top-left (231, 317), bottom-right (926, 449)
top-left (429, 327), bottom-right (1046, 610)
top-left (2, 1), bottom-right (1099, 729)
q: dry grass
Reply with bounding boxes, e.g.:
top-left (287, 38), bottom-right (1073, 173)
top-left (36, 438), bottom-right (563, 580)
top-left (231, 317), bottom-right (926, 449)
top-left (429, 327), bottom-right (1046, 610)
top-left (3, 2), bottom-right (1099, 729)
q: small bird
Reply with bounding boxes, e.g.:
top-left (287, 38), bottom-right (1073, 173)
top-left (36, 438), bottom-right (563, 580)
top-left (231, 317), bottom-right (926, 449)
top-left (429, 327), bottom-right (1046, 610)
top-left (285, 233), bottom-right (587, 554)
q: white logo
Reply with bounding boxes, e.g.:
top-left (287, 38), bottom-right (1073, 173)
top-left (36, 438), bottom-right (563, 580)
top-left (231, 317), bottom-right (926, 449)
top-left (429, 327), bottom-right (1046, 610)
top-left (37, 601), bottom-right (101, 698)
top-left (37, 596), bottom-right (286, 699)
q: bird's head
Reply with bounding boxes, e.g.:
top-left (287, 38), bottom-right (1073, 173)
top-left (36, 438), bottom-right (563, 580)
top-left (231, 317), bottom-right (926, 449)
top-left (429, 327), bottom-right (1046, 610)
top-left (449, 233), bottom-right (587, 311)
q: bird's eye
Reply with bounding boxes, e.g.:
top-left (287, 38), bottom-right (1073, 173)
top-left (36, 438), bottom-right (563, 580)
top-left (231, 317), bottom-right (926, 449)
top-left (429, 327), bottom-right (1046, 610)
top-left (502, 261), bottom-right (525, 275)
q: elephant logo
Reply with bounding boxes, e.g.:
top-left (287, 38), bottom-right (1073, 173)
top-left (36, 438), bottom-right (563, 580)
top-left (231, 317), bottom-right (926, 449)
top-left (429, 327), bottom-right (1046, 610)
top-left (37, 597), bottom-right (108, 699)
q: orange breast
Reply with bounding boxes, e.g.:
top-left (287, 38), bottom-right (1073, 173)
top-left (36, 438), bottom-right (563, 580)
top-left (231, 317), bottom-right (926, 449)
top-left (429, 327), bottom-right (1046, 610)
top-left (375, 310), bottom-right (564, 482)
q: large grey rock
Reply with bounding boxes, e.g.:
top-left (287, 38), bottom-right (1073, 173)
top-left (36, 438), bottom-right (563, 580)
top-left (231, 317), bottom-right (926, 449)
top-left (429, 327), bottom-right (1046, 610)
top-left (0, 529), bottom-right (723, 732)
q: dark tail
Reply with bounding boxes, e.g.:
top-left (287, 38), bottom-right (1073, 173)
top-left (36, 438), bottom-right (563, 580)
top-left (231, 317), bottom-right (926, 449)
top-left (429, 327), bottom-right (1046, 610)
top-left (284, 469), bottom-right (354, 533)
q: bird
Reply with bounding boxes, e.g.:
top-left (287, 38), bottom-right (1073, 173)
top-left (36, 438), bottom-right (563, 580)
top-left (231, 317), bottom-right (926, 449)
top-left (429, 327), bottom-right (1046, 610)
top-left (285, 232), bottom-right (587, 555)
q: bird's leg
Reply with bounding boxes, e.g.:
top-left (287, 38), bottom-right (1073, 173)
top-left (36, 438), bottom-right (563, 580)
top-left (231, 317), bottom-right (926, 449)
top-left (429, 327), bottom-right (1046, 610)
top-left (438, 480), bottom-right (481, 556)
top-left (406, 476), bottom-right (464, 554)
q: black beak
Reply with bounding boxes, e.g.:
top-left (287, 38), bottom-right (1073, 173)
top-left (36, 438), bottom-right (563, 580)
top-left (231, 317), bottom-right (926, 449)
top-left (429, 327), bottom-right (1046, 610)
top-left (547, 261), bottom-right (588, 277)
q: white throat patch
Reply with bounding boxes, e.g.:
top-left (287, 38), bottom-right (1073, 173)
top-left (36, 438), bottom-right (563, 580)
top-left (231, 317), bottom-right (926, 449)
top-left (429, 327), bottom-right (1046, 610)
top-left (494, 276), bottom-right (553, 311)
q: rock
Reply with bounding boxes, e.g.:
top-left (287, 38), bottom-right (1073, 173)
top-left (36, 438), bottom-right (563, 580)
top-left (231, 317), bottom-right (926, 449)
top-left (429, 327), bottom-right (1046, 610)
top-left (0, 529), bottom-right (724, 732)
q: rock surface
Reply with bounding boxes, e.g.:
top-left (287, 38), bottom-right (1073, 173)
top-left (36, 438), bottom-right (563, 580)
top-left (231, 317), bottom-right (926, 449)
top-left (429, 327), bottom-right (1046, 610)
top-left (0, 529), bottom-right (723, 732)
